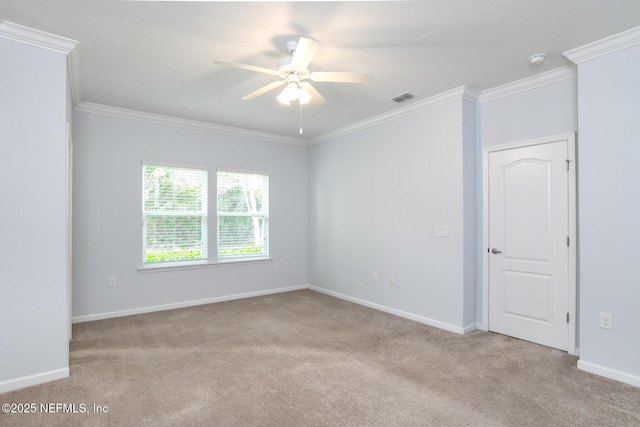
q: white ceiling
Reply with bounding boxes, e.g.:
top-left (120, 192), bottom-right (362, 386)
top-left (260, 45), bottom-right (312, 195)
top-left (2, 0), bottom-right (640, 141)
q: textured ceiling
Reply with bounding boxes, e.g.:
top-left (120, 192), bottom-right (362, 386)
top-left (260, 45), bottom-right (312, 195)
top-left (2, 0), bottom-right (640, 141)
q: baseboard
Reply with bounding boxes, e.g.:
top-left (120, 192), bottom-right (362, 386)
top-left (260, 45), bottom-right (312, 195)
top-left (73, 284), bottom-right (479, 337)
top-left (577, 360), bottom-right (640, 388)
top-left (0, 367), bottom-right (69, 394)
top-left (462, 322), bottom-right (479, 334)
top-left (308, 286), bottom-right (476, 335)
top-left (72, 285), bottom-right (307, 323)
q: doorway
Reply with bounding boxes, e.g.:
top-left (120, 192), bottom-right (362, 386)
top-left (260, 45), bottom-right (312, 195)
top-left (482, 134), bottom-right (577, 354)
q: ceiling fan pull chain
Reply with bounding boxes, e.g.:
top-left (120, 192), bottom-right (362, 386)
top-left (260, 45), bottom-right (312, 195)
top-left (299, 102), bottom-right (303, 135)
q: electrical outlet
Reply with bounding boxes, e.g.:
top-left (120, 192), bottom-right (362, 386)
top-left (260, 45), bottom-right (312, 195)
top-left (373, 272), bottom-right (379, 282)
top-left (108, 277), bottom-right (117, 288)
top-left (600, 313), bottom-right (613, 329)
top-left (274, 263), bottom-right (280, 271)
top-left (434, 225), bottom-right (449, 237)
top-left (389, 275), bottom-right (395, 285)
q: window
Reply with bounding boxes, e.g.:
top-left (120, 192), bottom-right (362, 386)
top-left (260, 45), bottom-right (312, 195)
top-left (142, 163), bottom-right (208, 264)
top-left (217, 170), bottom-right (269, 260)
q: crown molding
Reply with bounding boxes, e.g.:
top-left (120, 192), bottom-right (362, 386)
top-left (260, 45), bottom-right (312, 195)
top-left (0, 21), bottom-right (82, 107)
top-left (0, 21), bottom-right (78, 54)
top-left (564, 25), bottom-right (640, 64)
top-left (477, 66), bottom-right (576, 103)
top-left (76, 102), bottom-right (307, 146)
top-left (68, 48), bottom-right (83, 108)
top-left (310, 86), bottom-right (479, 144)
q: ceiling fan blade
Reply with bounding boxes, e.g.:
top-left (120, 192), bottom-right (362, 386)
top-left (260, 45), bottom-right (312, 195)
top-left (215, 60), bottom-right (278, 76)
top-left (242, 81), bottom-right (285, 100)
top-left (291, 37), bottom-right (319, 70)
top-left (300, 82), bottom-right (327, 106)
top-left (309, 71), bottom-right (372, 83)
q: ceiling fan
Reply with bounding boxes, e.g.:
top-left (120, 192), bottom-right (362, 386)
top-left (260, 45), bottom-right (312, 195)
top-left (215, 37), bottom-right (372, 107)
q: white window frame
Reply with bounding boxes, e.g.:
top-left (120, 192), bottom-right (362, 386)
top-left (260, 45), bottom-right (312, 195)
top-left (217, 168), bottom-right (270, 262)
top-left (141, 160), bottom-right (209, 268)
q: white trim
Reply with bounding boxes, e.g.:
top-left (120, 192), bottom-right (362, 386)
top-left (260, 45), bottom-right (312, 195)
top-left (0, 368), bottom-right (69, 394)
top-left (566, 134), bottom-right (577, 355)
top-left (478, 66), bottom-right (576, 103)
top-left (73, 283), bottom-right (479, 334)
top-left (75, 102), bottom-right (307, 146)
top-left (72, 284), bottom-right (306, 323)
top-left (578, 360), bottom-right (640, 388)
top-left (68, 47), bottom-right (82, 108)
top-left (0, 21), bottom-right (78, 54)
top-left (482, 132), bottom-right (576, 153)
top-left (481, 133), bottom-right (577, 355)
top-left (66, 122), bottom-right (73, 342)
top-left (138, 258), bottom-right (272, 273)
top-left (308, 286), bottom-right (477, 335)
top-left (310, 86), bottom-right (479, 144)
top-left (462, 323), bottom-right (479, 335)
top-left (564, 26), bottom-right (640, 64)
top-left (480, 141), bottom-right (491, 334)
top-left (217, 166), bottom-right (271, 176)
top-left (142, 159), bottom-right (210, 170)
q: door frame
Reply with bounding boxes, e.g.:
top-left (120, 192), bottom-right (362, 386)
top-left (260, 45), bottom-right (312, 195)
top-left (480, 133), bottom-right (577, 355)
top-left (66, 121), bottom-right (73, 341)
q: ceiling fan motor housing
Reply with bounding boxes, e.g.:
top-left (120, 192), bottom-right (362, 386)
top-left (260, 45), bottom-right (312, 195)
top-left (286, 40), bottom-right (298, 55)
top-left (277, 57), bottom-right (309, 79)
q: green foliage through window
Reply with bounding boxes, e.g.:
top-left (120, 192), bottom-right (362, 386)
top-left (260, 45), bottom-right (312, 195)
top-left (217, 171), bottom-right (269, 260)
top-left (146, 249), bottom-right (202, 263)
top-left (143, 164), bottom-right (208, 263)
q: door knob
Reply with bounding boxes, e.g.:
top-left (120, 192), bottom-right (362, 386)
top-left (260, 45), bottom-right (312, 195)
top-left (491, 248), bottom-right (502, 254)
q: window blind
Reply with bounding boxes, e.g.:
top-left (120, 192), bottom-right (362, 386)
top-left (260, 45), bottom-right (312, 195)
top-left (143, 164), bottom-right (208, 263)
top-left (217, 170), bottom-right (269, 260)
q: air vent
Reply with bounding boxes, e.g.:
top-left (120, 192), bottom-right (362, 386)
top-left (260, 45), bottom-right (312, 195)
top-left (391, 92), bottom-right (415, 103)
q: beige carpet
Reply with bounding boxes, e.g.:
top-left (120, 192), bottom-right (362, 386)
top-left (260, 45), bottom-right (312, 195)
top-left (1, 289), bottom-right (639, 426)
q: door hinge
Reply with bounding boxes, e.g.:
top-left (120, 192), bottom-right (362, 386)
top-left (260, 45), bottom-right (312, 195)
top-left (566, 159), bottom-right (571, 171)
top-left (567, 313), bottom-right (570, 323)
top-left (567, 236), bottom-right (570, 247)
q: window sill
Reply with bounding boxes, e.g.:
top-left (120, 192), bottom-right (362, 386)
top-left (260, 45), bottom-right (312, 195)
top-left (138, 258), bottom-right (273, 273)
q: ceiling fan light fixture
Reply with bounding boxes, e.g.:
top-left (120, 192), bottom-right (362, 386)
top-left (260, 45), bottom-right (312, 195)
top-left (276, 92), bottom-right (291, 106)
top-left (277, 82), bottom-right (297, 105)
top-left (277, 82), bottom-right (312, 106)
top-left (298, 87), bottom-right (312, 105)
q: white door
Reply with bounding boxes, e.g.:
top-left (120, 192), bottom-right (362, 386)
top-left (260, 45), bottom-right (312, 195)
top-left (488, 140), bottom-right (570, 351)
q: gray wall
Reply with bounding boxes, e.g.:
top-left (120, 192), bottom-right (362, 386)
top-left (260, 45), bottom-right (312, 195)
top-left (574, 44), bottom-right (640, 380)
top-left (308, 97), bottom-right (477, 332)
top-left (478, 77), bottom-right (577, 148)
top-left (462, 99), bottom-right (478, 327)
top-left (0, 38), bottom-right (69, 391)
top-left (72, 111), bottom-right (308, 319)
